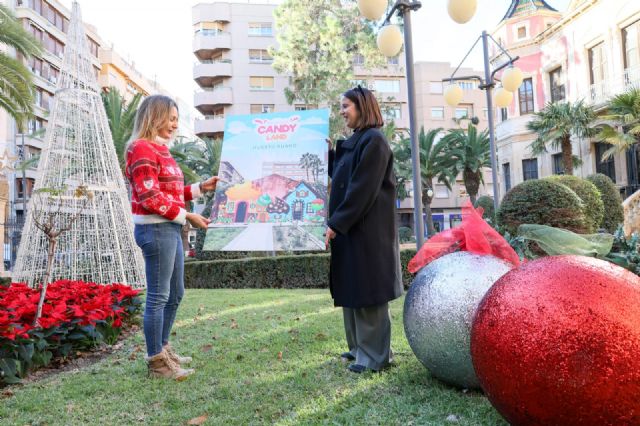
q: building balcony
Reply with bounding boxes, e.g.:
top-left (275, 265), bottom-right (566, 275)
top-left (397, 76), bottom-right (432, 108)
top-left (193, 3), bottom-right (231, 23)
top-left (586, 66), bottom-right (640, 109)
top-left (193, 61), bottom-right (232, 86)
top-left (193, 33), bottom-right (231, 61)
top-left (194, 88), bottom-right (233, 114)
top-left (195, 117), bottom-right (226, 137)
top-left (496, 114), bottom-right (533, 142)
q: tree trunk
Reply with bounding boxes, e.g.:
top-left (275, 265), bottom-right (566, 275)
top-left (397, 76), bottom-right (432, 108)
top-left (33, 237), bottom-right (57, 326)
top-left (423, 190), bottom-right (436, 236)
top-left (463, 168), bottom-right (480, 205)
top-left (562, 135), bottom-right (574, 175)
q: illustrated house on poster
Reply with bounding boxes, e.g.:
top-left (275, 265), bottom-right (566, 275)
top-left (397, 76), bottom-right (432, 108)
top-left (204, 109), bottom-right (330, 251)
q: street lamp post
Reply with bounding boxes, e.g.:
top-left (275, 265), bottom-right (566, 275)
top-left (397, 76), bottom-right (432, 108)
top-left (443, 31), bottom-right (523, 214)
top-left (358, 0), bottom-right (478, 250)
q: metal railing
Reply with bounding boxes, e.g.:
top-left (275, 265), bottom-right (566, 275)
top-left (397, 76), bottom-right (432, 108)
top-left (588, 66), bottom-right (640, 105)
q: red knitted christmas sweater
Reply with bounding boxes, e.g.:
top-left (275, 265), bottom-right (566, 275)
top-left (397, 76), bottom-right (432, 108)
top-left (125, 139), bottom-right (201, 225)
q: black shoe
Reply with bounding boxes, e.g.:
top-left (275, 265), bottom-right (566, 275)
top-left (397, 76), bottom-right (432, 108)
top-left (340, 352), bottom-right (355, 361)
top-left (348, 363), bottom-right (367, 374)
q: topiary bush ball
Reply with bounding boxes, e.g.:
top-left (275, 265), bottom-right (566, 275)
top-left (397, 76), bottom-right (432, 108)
top-left (544, 175), bottom-right (604, 233)
top-left (587, 173), bottom-right (624, 232)
top-left (497, 179), bottom-right (588, 236)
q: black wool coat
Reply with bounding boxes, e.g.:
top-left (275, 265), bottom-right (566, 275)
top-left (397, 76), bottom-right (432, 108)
top-left (327, 127), bottom-right (403, 309)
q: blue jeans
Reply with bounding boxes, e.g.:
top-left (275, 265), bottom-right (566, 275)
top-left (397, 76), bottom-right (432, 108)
top-left (134, 222), bottom-right (184, 357)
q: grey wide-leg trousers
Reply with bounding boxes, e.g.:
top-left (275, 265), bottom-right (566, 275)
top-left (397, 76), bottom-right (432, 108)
top-left (342, 303), bottom-right (392, 371)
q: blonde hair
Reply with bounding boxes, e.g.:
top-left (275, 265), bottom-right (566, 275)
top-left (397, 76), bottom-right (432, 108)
top-left (127, 95), bottom-right (178, 149)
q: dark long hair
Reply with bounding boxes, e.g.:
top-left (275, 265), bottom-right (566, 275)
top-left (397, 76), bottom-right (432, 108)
top-left (342, 85), bottom-right (384, 130)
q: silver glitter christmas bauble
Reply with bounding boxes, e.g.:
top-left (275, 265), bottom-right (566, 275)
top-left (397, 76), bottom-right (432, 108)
top-left (403, 251), bottom-right (514, 389)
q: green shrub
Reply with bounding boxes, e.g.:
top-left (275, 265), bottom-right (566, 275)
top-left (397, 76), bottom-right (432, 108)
top-left (398, 226), bottom-right (414, 243)
top-left (587, 173), bottom-right (624, 233)
top-left (544, 175), bottom-right (604, 233)
top-left (497, 179), bottom-right (588, 235)
top-left (185, 249), bottom-right (418, 289)
top-left (474, 195), bottom-right (495, 222)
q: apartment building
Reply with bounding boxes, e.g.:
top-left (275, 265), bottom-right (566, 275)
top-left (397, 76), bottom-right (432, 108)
top-left (406, 61), bottom-right (495, 231)
top-left (493, 0), bottom-right (640, 199)
top-left (0, 0), bottom-right (181, 273)
top-left (191, 1), bottom-right (409, 140)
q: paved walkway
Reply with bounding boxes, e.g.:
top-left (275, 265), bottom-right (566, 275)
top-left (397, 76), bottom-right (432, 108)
top-left (223, 223), bottom-right (274, 250)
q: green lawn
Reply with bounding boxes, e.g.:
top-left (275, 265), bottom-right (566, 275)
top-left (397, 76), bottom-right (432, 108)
top-left (202, 227), bottom-right (245, 250)
top-left (0, 290), bottom-right (505, 425)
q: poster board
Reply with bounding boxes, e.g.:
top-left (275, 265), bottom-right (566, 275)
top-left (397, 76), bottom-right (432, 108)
top-left (203, 109), bottom-right (330, 251)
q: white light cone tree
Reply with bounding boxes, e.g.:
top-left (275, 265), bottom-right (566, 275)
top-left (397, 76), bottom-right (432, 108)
top-left (12, 2), bottom-right (144, 288)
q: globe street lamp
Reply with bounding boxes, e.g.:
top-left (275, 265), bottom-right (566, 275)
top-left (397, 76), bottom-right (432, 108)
top-left (358, 0), bottom-right (478, 249)
top-left (443, 31), bottom-right (523, 214)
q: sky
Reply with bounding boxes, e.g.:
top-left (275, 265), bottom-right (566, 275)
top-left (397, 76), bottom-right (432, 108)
top-left (60, 0), bottom-right (572, 113)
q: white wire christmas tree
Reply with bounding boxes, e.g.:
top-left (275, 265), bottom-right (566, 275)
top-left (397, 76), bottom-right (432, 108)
top-left (12, 2), bottom-right (145, 288)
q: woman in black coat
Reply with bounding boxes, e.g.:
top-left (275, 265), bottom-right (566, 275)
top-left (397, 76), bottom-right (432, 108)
top-left (325, 86), bottom-right (402, 373)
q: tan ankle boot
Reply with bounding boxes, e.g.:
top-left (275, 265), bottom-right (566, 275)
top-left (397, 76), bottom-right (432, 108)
top-left (146, 350), bottom-right (193, 381)
top-left (164, 343), bottom-right (193, 365)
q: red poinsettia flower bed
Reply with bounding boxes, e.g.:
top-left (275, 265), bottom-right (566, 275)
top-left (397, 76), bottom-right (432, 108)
top-left (0, 280), bottom-right (142, 385)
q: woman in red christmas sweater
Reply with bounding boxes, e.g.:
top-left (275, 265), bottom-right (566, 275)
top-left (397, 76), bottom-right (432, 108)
top-left (125, 95), bottom-right (218, 380)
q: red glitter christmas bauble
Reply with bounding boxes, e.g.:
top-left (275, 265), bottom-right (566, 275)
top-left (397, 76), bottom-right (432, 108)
top-left (471, 255), bottom-right (640, 426)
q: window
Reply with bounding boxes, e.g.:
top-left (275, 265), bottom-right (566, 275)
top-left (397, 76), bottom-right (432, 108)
top-left (458, 81), bottom-right (476, 91)
top-left (374, 79), bottom-right (400, 93)
top-left (194, 21), bottom-right (225, 35)
top-left (434, 184), bottom-right (449, 199)
top-left (455, 107), bottom-right (469, 119)
top-left (429, 82), bottom-right (443, 94)
top-left (589, 42), bottom-right (607, 85)
top-left (500, 108), bottom-right (508, 121)
top-left (622, 20), bottom-right (640, 79)
top-left (503, 163), bottom-right (511, 192)
top-left (518, 78), bottom-right (534, 114)
top-left (353, 54), bottom-right (365, 66)
top-left (522, 158), bottom-right (538, 181)
top-left (249, 49), bottom-right (273, 64)
top-left (250, 104), bottom-right (274, 114)
top-left (549, 67), bottom-right (565, 102)
top-left (249, 76), bottom-right (274, 90)
top-left (248, 22), bottom-right (272, 36)
top-left (387, 56), bottom-right (399, 65)
top-left (483, 108), bottom-right (489, 120)
top-left (517, 26), bottom-right (527, 39)
top-left (552, 153), bottom-right (565, 175)
top-left (595, 142), bottom-right (616, 182)
top-left (383, 104), bottom-right (401, 120)
top-left (294, 104), bottom-right (317, 111)
top-left (87, 38), bottom-right (99, 58)
top-left (430, 107), bottom-right (444, 119)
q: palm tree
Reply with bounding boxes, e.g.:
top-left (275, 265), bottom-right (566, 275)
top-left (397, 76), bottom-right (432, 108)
top-left (170, 137), bottom-right (222, 186)
top-left (596, 87), bottom-right (640, 159)
top-left (442, 124), bottom-right (491, 205)
top-left (299, 153), bottom-right (314, 181)
top-left (0, 4), bottom-right (42, 127)
top-left (394, 127), bottom-right (455, 236)
top-left (101, 87), bottom-right (142, 170)
top-left (527, 100), bottom-right (596, 175)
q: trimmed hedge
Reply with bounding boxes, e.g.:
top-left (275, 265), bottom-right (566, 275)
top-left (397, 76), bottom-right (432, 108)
top-left (497, 179), bottom-right (588, 235)
top-left (587, 173), bottom-right (624, 233)
top-left (185, 249), bottom-right (418, 289)
top-left (544, 175), bottom-right (604, 233)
